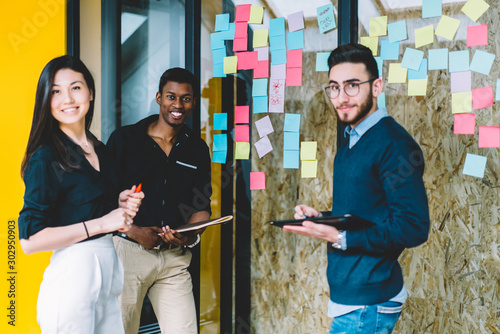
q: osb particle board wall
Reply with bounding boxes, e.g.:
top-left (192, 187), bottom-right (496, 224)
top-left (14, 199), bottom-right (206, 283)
top-left (250, 2), bottom-right (500, 333)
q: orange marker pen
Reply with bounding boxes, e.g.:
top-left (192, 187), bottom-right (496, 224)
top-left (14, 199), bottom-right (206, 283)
top-left (135, 183), bottom-right (142, 193)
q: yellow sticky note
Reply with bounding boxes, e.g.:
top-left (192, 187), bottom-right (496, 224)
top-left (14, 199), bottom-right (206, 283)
top-left (415, 25), bottom-right (434, 48)
top-left (253, 29), bottom-right (268, 48)
top-left (235, 142), bottom-right (250, 159)
top-left (369, 16), bottom-right (387, 37)
top-left (360, 36), bottom-right (379, 56)
top-left (452, 92), bottom-right (472, 114)
top-left (408, 78), bottom-right (428, 96)
top-left (223, 56), bottom-right (237, 74)
top-left (388, 63), bottom-right (407, 83)
top-left (435, 15), bottom-right (460, 40)
top-left (461, 0), bottom-right (489, 22)
top-left (300, 141), bottom-right (317, 161)
top-left (249, 6), bottom-right (264, 24)
top-left (301, 160), bottom-right (318, 178)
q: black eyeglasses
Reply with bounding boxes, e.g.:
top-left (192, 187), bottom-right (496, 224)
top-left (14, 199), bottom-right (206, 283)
top-left (324, 79), bottom-right (376, 99)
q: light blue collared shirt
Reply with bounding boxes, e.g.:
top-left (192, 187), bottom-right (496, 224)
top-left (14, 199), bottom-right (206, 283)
top-left (328, 107), bottom-right (407, 318)
top-left (344, 107), bottom-right (388, 149)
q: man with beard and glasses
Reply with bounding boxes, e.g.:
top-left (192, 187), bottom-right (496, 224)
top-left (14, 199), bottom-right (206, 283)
top-left (284, 44), bottom-right (429, 334)
top-left (107, 67), bottom-right (212, 334)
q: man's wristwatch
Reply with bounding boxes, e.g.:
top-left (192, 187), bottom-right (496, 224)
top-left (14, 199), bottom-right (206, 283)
top-left (331, 230), bottom-right (344, 250)
top-left (187, 234), bottom-right (201, 248)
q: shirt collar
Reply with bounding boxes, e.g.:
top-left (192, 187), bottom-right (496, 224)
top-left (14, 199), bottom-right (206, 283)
top-left (137, 114), bottom-right (192, 145)
top-left (344, 107), bottom-right (388, 138)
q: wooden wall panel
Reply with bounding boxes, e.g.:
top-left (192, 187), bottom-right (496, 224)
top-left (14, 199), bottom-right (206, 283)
top-left (250, 1), bottom-right (500, 333)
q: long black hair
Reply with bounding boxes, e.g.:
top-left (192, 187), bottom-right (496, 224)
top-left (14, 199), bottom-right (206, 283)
top-left (20, 55), bottom-right (95, 177)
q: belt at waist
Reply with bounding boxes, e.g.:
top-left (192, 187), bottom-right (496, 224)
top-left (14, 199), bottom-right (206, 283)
top-left (116, 232), bottom-right (179, 250)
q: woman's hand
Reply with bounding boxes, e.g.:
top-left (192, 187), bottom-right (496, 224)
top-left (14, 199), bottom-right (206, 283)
top-left (118, 185), bottom-right (144, 218)
top-left (100, 208), bottom-right (133, 233)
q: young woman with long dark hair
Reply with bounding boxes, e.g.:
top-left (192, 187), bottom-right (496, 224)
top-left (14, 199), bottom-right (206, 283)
top-left (18, 55), bottom-right (144, 333)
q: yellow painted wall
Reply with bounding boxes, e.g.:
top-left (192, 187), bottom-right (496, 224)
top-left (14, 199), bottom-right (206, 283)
top-left (0, 0), bottom-right (66, 332)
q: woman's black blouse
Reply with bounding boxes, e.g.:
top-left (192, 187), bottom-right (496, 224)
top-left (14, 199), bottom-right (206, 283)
top-left (18, 131), bottom-right (120, 240)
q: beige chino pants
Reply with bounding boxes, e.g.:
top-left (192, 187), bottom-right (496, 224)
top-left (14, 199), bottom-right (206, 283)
top-left (113, 236), bottom-right (197, 334)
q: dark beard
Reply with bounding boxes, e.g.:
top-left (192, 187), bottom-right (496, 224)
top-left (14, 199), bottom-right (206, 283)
top-left (334, 89), bottom-right (374, 126)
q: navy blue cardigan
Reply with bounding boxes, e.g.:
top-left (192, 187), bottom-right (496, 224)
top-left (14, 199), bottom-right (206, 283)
top-left (327, 116), bottom-right (429, 305)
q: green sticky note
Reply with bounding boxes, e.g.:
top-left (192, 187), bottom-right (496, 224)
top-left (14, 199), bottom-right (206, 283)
top-left (235, 142), bottom-right (250, 160)
top-left (223, 56), bottom-right (238, 74)
top-left (300, 141), bottom-right (317, 161)
top-left (388, 63), bottom-right (407, 83)
top-left (301, 160), bottom-right (318, 178)
top-left (253, 29), bottom-right (268, 48)
top-left (369, 16), bottom-right (387, 37)
top-left (360, 36), bottom-right (379, 56)
top-left (408, 78), bottom-right (428, 96)
top-left (249, 6), bottom-right (264, 24)
top-left (435, 15), bottom-right (460, 40)
top-left (461, 0), bottom-right (489, 22)
top-left (452, 92), bottom-right (472, 114)
top-left (414, 25), bottom-right (434, 48)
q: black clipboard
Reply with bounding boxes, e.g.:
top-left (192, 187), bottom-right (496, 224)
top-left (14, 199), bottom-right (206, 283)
top-left (269, 214), bottom-right (374, 231)
top-left (175, 215), bottom-right (233, 233)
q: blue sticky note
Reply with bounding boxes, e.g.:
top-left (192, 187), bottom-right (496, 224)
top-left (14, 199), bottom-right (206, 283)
top-left (428, 48), bottom-right (448, 70)
top-left (271, 49), bottom-right (287, 65)
top-left (374, 57), bottom-right (383, 77)
top-left (401, 48), bottom-right (424, 71)
top-left (316, 52), bottom-right (330, 72)
top-left (212, 48), bottom-right (226, 64)
top-left (449, 50), bottom-right (469, 73)
top-left (211, 33), bottom-right (225, 50)
top-left (463, 153), bottom-right (487, 178)
top-left (253, 96), bottom-right (268, 113)
top-left (377, 92), bottom-right (386, 109)
top-left (252, 78), bottom-right (268, 97)
top-left (219, 23), bottom-right (235, 40)
top-left (269, 17), bottom-right (285, 37)
top-left (388, 20), bottom-right (407, 43)
top-left (215, 13), bottom-right (230, 31)
top-left (287, 31), bottom-right (304, 50)
top-left (408, 59), bottom-right (428, 80)
top-left (496, 79), bottom-right (500, 101)
top-left (213, 63), bottom-right (226, 77)
top-left (470, 50), bottom-right (495, 76)
top-left (284, 132), bottom-right (300, 151)
top-left (317, 4), bottom-right (336, 34)
top-left (213, 134), bottom-right (227, 151)
top-left (212, 150), bottom-right (227, 164)
top-left (270, 35), bottom-right (286, 52)
top-left (284, 150), bottom-right (300, 169)
top-left (213, 113), bottom-right (227, 130)
top-left (284, 113), bottom-right (301, 132)
top-left (422, 0), bottom-right (442, 19)
top-left (380, 40), bottom-right (399, 61)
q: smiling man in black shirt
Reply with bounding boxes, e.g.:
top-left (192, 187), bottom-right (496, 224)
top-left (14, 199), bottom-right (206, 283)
top-left (107, 67), bottom-right (212, 334)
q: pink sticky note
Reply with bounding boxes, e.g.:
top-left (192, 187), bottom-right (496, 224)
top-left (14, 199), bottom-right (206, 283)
top-left (286, 67), bottom-right (302, 86)
top-left (237, 51), bottom-right (258, 70)
top-left (472, 86), bottom-right (493, 110)
top-left (287, 49), bottom-right (303, 68)
top-left (235, 106), bottom-right (249, 124)
top-left (478, 126), bottom-right (500, 148)
top-left (454, 113), bottom-right (475, 135)
top-left (287, 11), bottom-right (305, 32)
top-left (235, 4), bottom-right (251, 22)
top-left (233, 37), bottom-right (247, 52)
top-left (254, 60), bottom-right (269, 79)
top-left (235, 22), bottom-right (248, 39)
top-left (450, 71), bottom-right (471, 93)
top-left (235, 124), bottom-right (250, 142)
top-left (250, 171), bottom-right (266, 190)
top-left (467, 24), bottom-right (488, 47)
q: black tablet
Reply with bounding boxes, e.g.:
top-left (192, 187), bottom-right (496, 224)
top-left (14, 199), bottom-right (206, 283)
top-left (269, 214), bottom-right (374, 230)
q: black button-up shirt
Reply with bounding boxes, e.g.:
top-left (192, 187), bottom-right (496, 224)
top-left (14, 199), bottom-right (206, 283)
top-left (106, 115), bottom-right (212, 229)
top-left (18, 131), bottom-right (119, 240)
